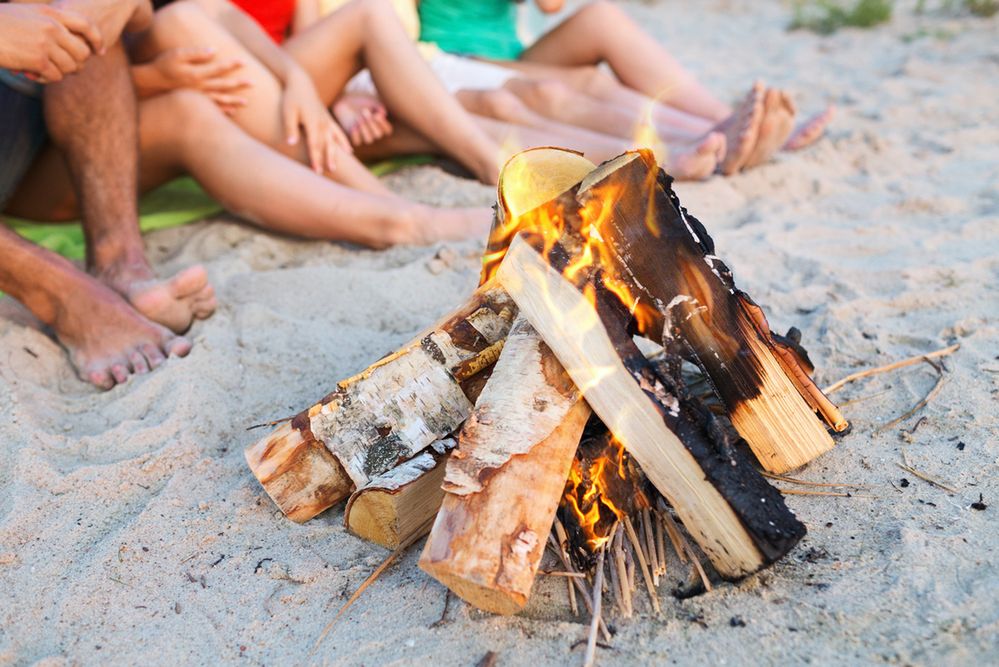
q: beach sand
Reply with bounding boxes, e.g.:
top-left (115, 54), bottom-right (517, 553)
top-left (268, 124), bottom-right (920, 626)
top-left (1, 1), bottom-right (998, 664)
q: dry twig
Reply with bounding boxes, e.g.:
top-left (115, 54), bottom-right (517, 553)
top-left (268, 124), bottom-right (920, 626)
top-left (313, 518), bottom-right (431, 653)
top-left (582, 547), bottom-right (606, 667)
top-left (823, 343), bottom-right (959, 395)
top-left (878, 374), bottom-right (946, 432)
top-left (897, 462), bottom-right (956, 493)
top-left (759, 471), bottom-right (868, 489)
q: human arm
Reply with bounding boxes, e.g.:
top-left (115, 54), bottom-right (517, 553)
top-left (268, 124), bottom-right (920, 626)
top-left (0, 3), bottom-right (102, 81)
top-left (191, 0), bottom-right (351, 172)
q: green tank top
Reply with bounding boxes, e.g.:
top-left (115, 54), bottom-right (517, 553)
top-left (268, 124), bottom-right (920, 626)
top-left (418, 0), bottom-right (523, 60)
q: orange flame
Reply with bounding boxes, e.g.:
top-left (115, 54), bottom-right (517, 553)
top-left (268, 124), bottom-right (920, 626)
top-left (561, 435), bottom-right (631, 551)
top-left (482, 157), bottom-right (660, 339)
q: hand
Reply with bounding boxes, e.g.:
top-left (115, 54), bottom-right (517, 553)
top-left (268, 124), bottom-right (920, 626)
top-left (282, 68), bottom-right (353, 174)
top-left (0, 4), bottom-right (103, 83)
top-left (152, 47), bottom-right (251, 115)
top-left (332, 94), bottom-right (393, 147)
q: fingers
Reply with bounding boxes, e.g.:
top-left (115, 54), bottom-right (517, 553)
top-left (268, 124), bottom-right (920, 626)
top-left (329, 119), bottom-right (353, 154)
top-left (180, 45), bottom-right (217, 65)
top-left (51, 7), bottom-right (104, 55)
top-left (208, 92), bottom-right (248, 112)
top-left (283, 101), bottom-right (301, 148)
top-left (52, 20), bottom-right (93, 67)
top-left (197, 56), bottom-right (244, 80)
top-left (305, 117), bottom-right (324, 174)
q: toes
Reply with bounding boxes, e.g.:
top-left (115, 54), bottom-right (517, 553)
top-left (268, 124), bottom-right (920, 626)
top-left (192, 295), bottom-right (218, 320)
top-left (129, 350), bottom-right (150, 375)
top-left (110, 363), bottom-right (131, 385)
top-left (86, 366), bottom-right (115, 391)
top-left (141, 343), bottom-right (167, 370)
top-left (163, 334), bottom-right (193, 358)
top-left (168, 265), bottom-right (209, 299)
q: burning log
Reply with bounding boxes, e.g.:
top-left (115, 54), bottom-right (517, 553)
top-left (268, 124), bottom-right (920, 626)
top-left (485, 149), bottom-right (847, 474)
top-left (343, 438), bottom-right (456, 549)
top-left (245, 282), bottom-right (515, 522)
top-left (419, 316), bottom-right (592, 614)
top-left (496, 233), bottom-right (807, 579)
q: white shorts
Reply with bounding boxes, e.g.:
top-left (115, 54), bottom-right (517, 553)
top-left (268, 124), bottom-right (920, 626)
top-left (345, 52), bottom-right (517, 97)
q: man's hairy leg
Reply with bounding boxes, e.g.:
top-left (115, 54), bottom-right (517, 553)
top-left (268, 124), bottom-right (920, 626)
top-left (0, 223), bottom-right (191, 389)
top-left (43, 41), bottom-right (216, 333)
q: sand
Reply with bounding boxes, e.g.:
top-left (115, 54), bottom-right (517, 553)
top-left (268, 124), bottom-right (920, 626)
top-left (2, 1), bottom-right (998, 665)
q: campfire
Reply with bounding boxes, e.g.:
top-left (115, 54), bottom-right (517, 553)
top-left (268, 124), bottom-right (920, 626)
top-left (245, 148), bottom-right (849, 639)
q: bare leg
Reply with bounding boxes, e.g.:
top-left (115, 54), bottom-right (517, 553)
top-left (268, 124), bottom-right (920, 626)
top-left (455, 88), bottom-right (722, 180)
top-left (492, 60), bottom-right (716, 136)
top-left (0, 224), bottom-right (191, 389)
top-left (133, 0), bottom-right (396, 198)
top-left (42, 42), bottom-right (216, 333)
top-left (519, 1), bottom-right (731, 122)
top-left (497, 77), bottom-right (701, 144)
top-left (10, 90), bottom-right (490, 247)
top-left (284, 0), bottom-right (502, 183)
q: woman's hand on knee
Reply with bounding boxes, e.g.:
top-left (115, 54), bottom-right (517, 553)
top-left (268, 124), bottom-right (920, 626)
top-left (138, 46), bottom-right (251, 114)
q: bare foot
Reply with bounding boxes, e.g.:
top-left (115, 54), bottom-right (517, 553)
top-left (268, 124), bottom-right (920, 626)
top-left (97, 263), bottom-right (217, 334)
top-left (667, 132), bottom-right (726, 181)
top-left (783, 104), bottom-right (835, 151)
top-left (743, 89), bottom-right (796, 170)
top-left (715, 82), bottom-right (765, 176)
top-left (416, 205), bottom-right (492, 244)
top-left (55, 275), bottom-right (192, 389)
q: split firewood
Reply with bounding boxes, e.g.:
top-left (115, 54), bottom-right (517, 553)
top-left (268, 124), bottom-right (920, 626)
top-left (496, 234), bottom-right (806, 579)
top-left (486, 148), bottom-right (847, 474)
top-left (343, 438), bottom-right (456, 549)
top-left (245, 282), bottom-right (516, 522)
top-left (420, 316), bottom-right (592, 614)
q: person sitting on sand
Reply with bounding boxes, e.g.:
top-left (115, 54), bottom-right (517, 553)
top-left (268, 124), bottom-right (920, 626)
top-left (7, 0), bottom-right (497, 257)
top-left (412, 0), bottom-right (834, 175)
top-left (0, 0), bottom-right (216, 390)
top-left (239, 0), bottom-right (726, 179)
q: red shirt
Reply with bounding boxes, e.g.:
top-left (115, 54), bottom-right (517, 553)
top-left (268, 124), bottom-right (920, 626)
top-left (232, 0), bottom-right (296, 44)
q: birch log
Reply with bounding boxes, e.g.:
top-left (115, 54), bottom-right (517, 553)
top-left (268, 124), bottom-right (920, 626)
top-left (419, 316), bottom-right (591, 614)
top-left (344, 438), bottom-right (456, 549)
top-left (245, 281), bottom-right (515, 522)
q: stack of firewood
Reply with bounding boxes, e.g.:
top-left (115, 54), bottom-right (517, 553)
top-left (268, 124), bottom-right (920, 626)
top-left (245, 148), bottom-right (849, 622)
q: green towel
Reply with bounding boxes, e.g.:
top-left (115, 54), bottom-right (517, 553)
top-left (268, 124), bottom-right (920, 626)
top-left (7, 177), bottom-right (221, 261)
top-left (5, 155), bottom-right (436, 261)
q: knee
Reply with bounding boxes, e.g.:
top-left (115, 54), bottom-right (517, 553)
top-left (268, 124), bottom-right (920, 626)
top-left (479, 89), bottom-right (525, 120)
top-left (579, 0), bottom-right (623, 21)
top-left (572, 65), bottom-right (616, 95)
top-left (152, 1), bottom-right (212, 34)
top-left (526, 79), bottom-right (571, 109)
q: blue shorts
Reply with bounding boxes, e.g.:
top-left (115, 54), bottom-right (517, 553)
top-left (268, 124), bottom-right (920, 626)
top-left (0, 70), bottom-right (47, 209)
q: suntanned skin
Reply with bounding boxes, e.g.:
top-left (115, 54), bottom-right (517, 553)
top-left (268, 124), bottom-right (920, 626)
top-left (43, 40), bottom-right (217, 334)
top-left (489, 0), bottom-right (833, 170)
top-left (8, 0), bottom-right (492, 245)
top-left (0, 0), bottom-right (201, 389)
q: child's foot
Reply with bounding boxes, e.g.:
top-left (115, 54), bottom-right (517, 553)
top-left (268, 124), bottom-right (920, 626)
top-left (715, 82), bottom-right (765, 175)
top-left (783, 104), bottom-right (835, 151)
top-left (743, 89), bottom-right (796, 169)
top-left (668, 132), bottom-right (726, 181)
